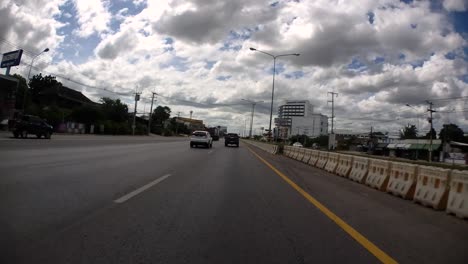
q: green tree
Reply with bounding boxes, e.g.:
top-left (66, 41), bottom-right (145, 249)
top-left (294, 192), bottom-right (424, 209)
top-left (11, 74), bottom-right (30, 110)
top-left (439, 124), bottom-right (464, 143)
top-left (309, 135), bottom-right (329, 148)
top-left (100, 97), bottom-right (129, 122)
top-left (400, 125), bottom-right (418, 139)
top-left (150, 106), bottom-right (171, 134)
top-left (29, 74), bottom-right (62, 104)
top-left (71, 105), bottom-right (103, 124)
top-left (424, 127), bottom-right (437, 140)
top-left (151, 106), bottom-right (171, 124)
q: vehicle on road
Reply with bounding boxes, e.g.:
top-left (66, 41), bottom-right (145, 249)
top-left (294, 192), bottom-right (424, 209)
top-left (190, 130), bottom-right (213, 148)
top-left (224, 133), bottom-right (239, 147)
top-left (9, 115), bottom-right (53, 139)
top-left (207, 127), bottom-right (220, 141)
top-left (293, 142), bottom-right (303, 147)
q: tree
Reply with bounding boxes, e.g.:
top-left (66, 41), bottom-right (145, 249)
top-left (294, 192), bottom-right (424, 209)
top-left (439, 124), bottom-right (464, 143)
top-left (71, 105), bottom-right (103, 124)
top-left (29, 74), bottom-right (62, 104)
top-left (424, 128), bottom-right (437, 140)
top-left (151, 106), bottom-right (171, 124)
top-left (11, 74), bottom-right (30, 109)
top-left (400, 125), bottom-right (418, 139)
top-left (100, 97), bottom-right (129, 122)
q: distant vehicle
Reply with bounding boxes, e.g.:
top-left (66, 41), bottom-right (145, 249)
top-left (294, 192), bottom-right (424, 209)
top-left (9, 115), bottom-right (53, 139)
top-left (207, 127), bottom-right (220, 141)
top-left (293, 142), bottom-right (303, 147)
top-left (190, 131), bottom-right (213, 148)
top-left (224, 133), bottom-right (239, 147)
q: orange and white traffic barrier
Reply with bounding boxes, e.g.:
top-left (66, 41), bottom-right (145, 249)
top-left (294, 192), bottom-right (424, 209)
top-left (365, 159), bottom-right (392, 191)
top-left (446, 170), bottom-right (468, 219)
top-left (386, 162), bottom-right (418, 199)
top-left (295, 148), bottom-right (306, 161)
top-left (289, 147), bottom-right (299, 159)
top-left (324, 152), bottom-right (339, 174)
top-left (283, 146), bottom-right (292, 157)
top-left (308, 150), bottom-right (319, 166)
top-left (413, 166), bottom-right (450, 210)
top-left (302, 149), bottom-right (312, 163)
top-left (316, 151), bottom-right (329, 169)
top-left (335, 154), bottom-right (354, 178)
top-left (349, 156), bottom-right (370, 183)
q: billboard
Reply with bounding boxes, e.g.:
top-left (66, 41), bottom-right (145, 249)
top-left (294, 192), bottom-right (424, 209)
top-left (1, 49), bottom-right (23, 68)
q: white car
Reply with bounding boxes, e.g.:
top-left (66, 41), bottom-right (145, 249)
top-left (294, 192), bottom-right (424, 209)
top-left (293, 142), bottom-right (303, 147)
top-left (190, 131), bottom-right (213, 148)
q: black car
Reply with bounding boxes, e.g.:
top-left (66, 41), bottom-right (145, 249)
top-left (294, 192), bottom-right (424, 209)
top-left (10, 115), bottom-right (53, 139)
top-left (224, 133), bottom-right (239, 147)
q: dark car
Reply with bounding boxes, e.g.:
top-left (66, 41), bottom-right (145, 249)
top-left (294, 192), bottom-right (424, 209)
top-left (224, 133), bottom-right (239, 147)
top-left (10, 115), bottom-right (53, 139)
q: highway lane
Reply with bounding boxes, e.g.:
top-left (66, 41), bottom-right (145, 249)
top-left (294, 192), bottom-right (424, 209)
top-left (1, 137), bottom-right (467, 263)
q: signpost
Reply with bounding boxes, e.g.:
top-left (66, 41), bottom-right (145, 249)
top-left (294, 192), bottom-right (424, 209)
top-left (1, 49), bottom-right (23, 75)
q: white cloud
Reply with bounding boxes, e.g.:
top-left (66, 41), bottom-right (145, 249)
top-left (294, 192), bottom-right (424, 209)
top-left (443, 0), bottom-right (467, 12)
top-left (72, 0), bottom-right (112, 38)
top-left (4, 0), bottom-right (468, 133)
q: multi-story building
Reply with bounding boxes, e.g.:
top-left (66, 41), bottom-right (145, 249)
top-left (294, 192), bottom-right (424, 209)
top-left (275, 100), bottom-right (328, 139)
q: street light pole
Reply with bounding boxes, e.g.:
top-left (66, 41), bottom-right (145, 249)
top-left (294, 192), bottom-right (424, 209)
top-left (249, 47), bottom-right (299, 141)
top-left (242, 98), bottom-right (263, 139)
top-left (23, 48), bottom-right (49, 112)
top-left (148, 92), bottom-right (157, 135)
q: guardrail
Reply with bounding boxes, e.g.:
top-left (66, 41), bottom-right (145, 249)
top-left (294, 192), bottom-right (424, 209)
top-left (276, 146), bottom-right (468, 219)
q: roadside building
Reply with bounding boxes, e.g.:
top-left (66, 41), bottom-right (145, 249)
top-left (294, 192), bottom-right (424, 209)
top-left (275, 100), bottom-right (328, 139)
top-left (0, 74), bottom-right (18, 124)
top-left (175, 116), bottom-right (205, 131)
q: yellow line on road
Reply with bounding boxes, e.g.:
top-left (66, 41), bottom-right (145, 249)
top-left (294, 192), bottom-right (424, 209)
top-left (248, 147), bottom-right (398, 264)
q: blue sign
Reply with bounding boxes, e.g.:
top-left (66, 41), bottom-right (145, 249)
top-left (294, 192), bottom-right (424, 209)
top-left (1, 49), bottom-right (23, 68)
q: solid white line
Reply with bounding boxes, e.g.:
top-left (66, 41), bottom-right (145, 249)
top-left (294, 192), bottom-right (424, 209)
top-left (114, 174), bottom-right (171, 203)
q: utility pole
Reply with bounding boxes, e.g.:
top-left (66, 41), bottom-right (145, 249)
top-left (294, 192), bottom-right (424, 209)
top-left (147, 92), bottom-right (157, 135)
top-left (176, 112), bottom-right (181, 135)
top-left (132, 92), bottom-right (141, 136)
top-left (328, 92), bottom-right (338, 150)
top-left (328, 92), bottom-right (338, 134)
top-left (427, 101), bottom-right (436, 162)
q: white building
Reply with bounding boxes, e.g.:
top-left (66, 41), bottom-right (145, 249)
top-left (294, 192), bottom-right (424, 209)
top-left (275, 100), bottom-right (328, 138)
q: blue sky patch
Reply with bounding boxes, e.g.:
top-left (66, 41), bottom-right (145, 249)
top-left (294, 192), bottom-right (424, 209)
top-left (216, 75), bottom-right (231, 81)
top-left (284, 71), bottom-right (304, 79)
top-left (367, 11), bottom-right (375, 25)
top-left (374, 56), bottom-right (385, 64)
top-left (270, 63), bottom-right (285, 75)
top-left (347, 58), bottom-right (367, 72)
top-left (160, 56), bottom-right (189, 72)
top-left (205, 60), bottom-right (216, 70)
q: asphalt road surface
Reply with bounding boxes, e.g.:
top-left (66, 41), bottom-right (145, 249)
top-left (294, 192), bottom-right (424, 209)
top-left (1, 135), bottom-right (467, 263)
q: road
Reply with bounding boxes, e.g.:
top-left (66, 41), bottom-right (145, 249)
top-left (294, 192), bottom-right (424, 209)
top-left (0, 135), bottom-right (467, 263)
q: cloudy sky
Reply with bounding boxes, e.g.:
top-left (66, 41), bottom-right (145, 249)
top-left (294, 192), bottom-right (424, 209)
top-left (1, 0), bottom-right (467, 136)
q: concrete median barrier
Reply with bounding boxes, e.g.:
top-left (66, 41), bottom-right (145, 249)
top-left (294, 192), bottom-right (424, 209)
top-left (242, 140), bottom-right (279, 154)
top-left (446, 170), bottom-right (468, 219)
top-left (413, 166), bottom-right (450, 210)
top-left (291, 147), bottom-right (301, 159)
top-left (324, 152), bottom-right (339, 174)
top-left (365, 159), bottom-right (392, 191)
top-left (335, 154), bottom-right (353, 178)
top-left (387, 162), bottom-right (418, 200)
top-left (349, 157), bottom-right (370, 183)
top-left (302, 149), bottom-right (312, 163)
top-left (295, 148), bottom-right (306, 161)
top-left (316, 151), bottom-right (329, 169)
top-left (283, 146), bottom-right (292, 157)
top-left (308, 150), bottom-right (319, 166)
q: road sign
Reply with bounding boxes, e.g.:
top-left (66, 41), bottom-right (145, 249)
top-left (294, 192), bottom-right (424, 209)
top-left (1, 49), bottom-right (23, 68)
